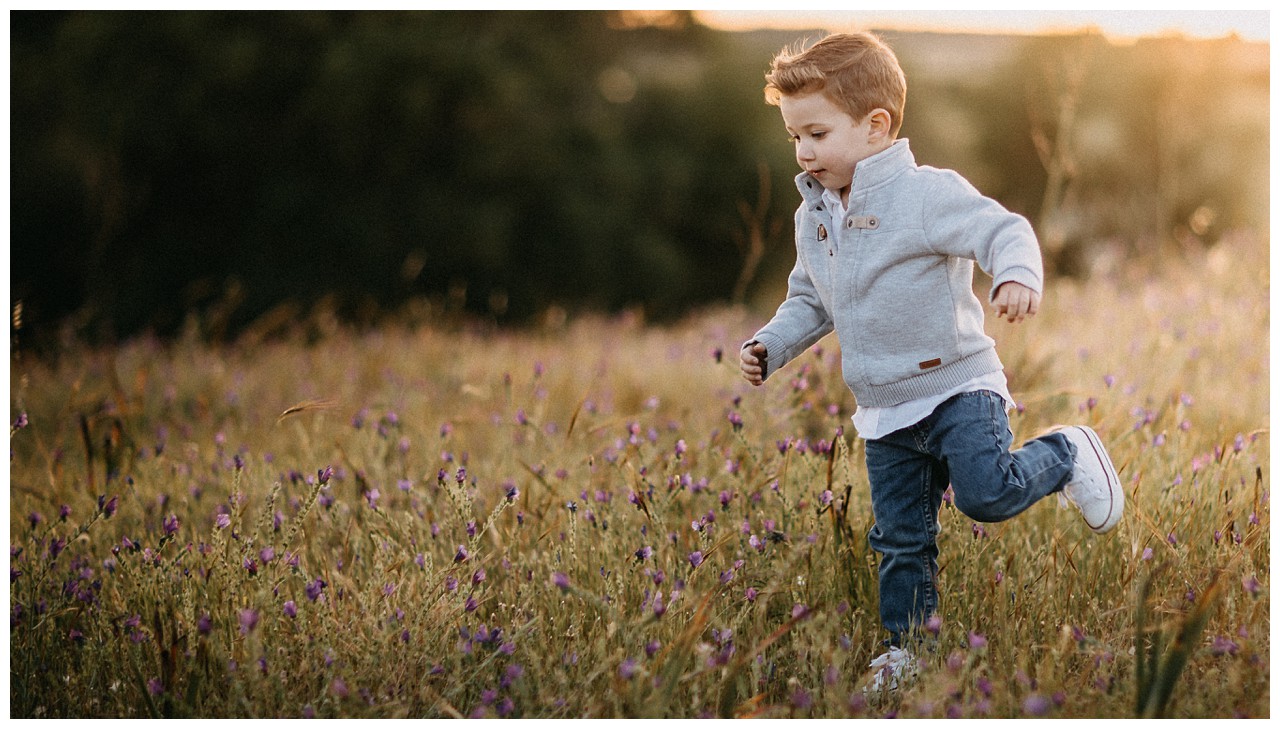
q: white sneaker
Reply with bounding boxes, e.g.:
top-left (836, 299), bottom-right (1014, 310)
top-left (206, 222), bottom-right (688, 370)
top-left (863, 646), bottom-right (918, 695)
top-left (1053, 425), bottom-right (1123, 533)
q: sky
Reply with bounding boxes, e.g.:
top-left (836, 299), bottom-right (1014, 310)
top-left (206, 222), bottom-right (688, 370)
top-left (696, 9), bottom-right (1270, 43)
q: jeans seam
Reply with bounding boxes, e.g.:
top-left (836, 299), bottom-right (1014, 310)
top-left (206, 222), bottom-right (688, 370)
top-left (918, 450), bottom-right (937, 623)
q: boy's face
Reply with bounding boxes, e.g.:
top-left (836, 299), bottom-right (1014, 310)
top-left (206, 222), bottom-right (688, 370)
top-left (779, 91), bottom-right (887, 199)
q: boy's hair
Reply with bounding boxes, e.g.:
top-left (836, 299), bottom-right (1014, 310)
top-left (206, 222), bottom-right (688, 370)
top-left (764, 32), bottom-right (907, 138)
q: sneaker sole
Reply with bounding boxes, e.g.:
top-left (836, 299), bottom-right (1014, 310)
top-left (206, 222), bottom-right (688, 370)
top-left (1071, 425), bottom-right (1123, 533)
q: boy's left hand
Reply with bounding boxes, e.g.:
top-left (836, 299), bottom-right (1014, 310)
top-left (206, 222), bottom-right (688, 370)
top-left (992, 282), bottom-right (1040, 323)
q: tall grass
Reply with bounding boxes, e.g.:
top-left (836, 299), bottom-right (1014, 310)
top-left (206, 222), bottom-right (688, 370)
top-left (9, 234), bottom-right (1268, 718)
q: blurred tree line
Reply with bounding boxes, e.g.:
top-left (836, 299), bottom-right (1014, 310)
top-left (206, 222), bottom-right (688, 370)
top-left (11, 11), bottom-right (1268, 344)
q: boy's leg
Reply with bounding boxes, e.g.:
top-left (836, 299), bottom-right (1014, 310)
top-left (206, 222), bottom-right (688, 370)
top-left (864, 429), bottom-right (948, 647)
top-left (925, 391), bottom-right (1073, 523)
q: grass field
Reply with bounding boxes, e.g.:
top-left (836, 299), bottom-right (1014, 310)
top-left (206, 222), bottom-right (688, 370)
top-left (8, 234), bottom-right (1269, 718)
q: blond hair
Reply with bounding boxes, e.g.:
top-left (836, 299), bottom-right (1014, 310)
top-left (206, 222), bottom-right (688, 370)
top-left (764, 32), bottom-right (907, 137)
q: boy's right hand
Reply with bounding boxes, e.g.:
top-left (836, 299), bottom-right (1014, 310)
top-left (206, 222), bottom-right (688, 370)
top-left (740, 341), bottom-right (768, 386)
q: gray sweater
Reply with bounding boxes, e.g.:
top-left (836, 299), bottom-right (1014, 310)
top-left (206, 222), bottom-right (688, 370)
top-left (750, 139), bottom-right (1043, 408)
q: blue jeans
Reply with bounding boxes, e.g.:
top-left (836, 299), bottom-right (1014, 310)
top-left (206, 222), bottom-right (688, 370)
top-left (863, 390), bottom-right (1074, 647)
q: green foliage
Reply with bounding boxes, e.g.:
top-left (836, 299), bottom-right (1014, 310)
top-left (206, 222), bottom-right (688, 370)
top-left (12, 10), bottom-right (771, 339)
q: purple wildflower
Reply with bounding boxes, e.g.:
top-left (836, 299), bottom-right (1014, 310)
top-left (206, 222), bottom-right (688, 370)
top-left (100, 495), bottom-right (118, 519)
top-left (365, 489), bottom-right (380, 509)
top-left (238, 608), bottom-right (259, 635)
top-left (552, 572), bottom-right (570, 591)
top-left (330, 677), bottom-right (349, 699)
top-left (305, 577), bottom-right (326, 601)
top-left (618, 657), bottom-right (638, 680)
top-left (58, 505), bottom-right (72, 521)
top-left (157, 511), bottom-right (180, 534)
top-left (215, 513), bottom-right (231, 530)
top-left (472, 569), bottom-right (486, 585)
top-left (259, 546), bottom-right (275, 563)
top-left (283, 600), bottom-right (297, 618)
top-left (968, 631), bottom-right (988, 650)
top-left (317, 466), bottom-right (333, 485)
top-left (790, 687), bottom-right (813, 711)
top-left (1210, 635), bottom-right (1239, 656)
top-left (147, 677), bottom-right (164, 696)
top-left (791, 603), bottom-right (811, 620)
top-left (454, 545), bottom-right (469, 563)
top-left (197, 613), bottom-right (212, 635)
top-left (634, 545), bottom-right (653, 562)
top-left (1023, 694), bottom-right (1051, 716)
top-left (1242, 574), bottom-right (1261, 596)
top-left (688, 551), bottom-right (704, 569)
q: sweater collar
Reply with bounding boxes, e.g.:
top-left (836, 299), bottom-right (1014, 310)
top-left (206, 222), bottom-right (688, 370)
top-left (796, 138), bottom-right (915, 207)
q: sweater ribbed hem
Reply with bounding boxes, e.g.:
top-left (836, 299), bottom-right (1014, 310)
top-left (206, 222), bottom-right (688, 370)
top-left (851, 348), bottom-right (1004, 408)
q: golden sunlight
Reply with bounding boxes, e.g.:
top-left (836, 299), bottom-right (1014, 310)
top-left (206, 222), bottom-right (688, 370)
top-left (696, 9), bottom-right (1269, 42)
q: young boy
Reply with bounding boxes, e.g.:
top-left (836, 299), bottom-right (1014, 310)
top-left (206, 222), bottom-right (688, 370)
top-left (739, 32), bottom-right (1123, 692)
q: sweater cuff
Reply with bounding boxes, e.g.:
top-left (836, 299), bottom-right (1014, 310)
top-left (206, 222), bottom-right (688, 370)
top-left (749, 331), bottom-right (790, 381)
top-left (990, 265), bottom-right (1043, 303)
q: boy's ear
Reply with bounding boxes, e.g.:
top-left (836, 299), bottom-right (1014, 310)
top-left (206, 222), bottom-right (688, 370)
top-left (867, 108), bottom-right (893, 139)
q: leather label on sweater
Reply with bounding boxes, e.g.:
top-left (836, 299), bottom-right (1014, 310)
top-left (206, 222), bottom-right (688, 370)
top-left (918, 358), bottom-right (942, 370)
